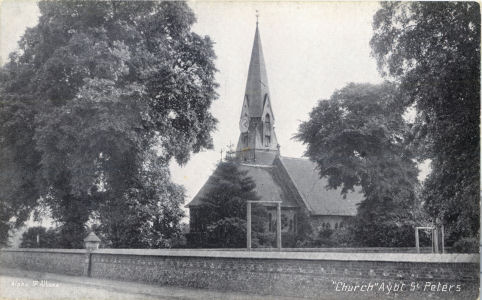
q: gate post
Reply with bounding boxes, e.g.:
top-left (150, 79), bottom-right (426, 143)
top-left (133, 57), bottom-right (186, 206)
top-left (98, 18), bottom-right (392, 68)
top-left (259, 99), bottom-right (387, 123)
top-left (277, 202), bottom-right (281, 250)
top-left (247, 202), bottom-right (252, 250)
top-left (415, 228), bottom-right (420, 253)
top-left (434, 227), bottom-right (439, 253)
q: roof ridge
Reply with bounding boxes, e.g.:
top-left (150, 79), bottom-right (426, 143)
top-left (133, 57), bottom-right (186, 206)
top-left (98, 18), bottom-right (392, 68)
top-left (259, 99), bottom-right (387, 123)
top-left (239, 163), bottom-right (273, 168)
top-left (280, 156), bottom-right (311, 161)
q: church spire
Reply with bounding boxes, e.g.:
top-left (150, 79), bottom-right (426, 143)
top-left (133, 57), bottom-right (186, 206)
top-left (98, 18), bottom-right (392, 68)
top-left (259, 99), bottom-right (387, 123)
top-left (244, 19), bottom-right (271, 118)
top-left (236, 20), bottom-right (279, 165)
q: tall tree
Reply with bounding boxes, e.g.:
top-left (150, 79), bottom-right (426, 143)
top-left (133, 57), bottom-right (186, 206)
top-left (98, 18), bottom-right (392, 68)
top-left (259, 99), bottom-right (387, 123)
top-left (96, 152), bottom-right (185, 248)
top-left (370, 2), bottom-right (480, 247)
top-left (296, 82), bottom-right (419, 246)
top-left (0, 1), bottom-right (218, 247)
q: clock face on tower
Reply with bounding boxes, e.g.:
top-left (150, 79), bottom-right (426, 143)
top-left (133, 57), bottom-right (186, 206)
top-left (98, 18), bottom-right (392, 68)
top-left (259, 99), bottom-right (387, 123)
top-left (239, 116), bottom-right (249, 133)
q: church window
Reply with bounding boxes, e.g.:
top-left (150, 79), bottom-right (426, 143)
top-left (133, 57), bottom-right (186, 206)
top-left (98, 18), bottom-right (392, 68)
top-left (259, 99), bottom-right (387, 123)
top-left (264, 114), bottom-right (271, 146)
top-left (289, 220), bottom-right (293, 232)
top-left (294, 214), bottom-right (297, 233)
top-left (326, 223), bottom-right (331, 229)
top-left (268, 213), bottom-right (272, 232)
top-left (243, 133), bottom-right (249, 147)
top-left (281, 214), bottom-right (289, 231)
top-left (335, 223), bottom-right (338, 229)
top-left (265, 136), bottom-right (271, 147)
top-left (190, 210), bottom-right (197, 232)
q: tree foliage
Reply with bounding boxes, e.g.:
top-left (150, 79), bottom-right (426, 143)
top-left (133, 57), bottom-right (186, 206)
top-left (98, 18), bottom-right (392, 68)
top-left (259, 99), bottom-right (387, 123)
top-left (370, 2), bottom-right (480, 246)
top-left (96, 152), bottom-right (186, 248)
top-left (20, 226), bottom-right (60, 248)
top-left (190, 161), bottom-right (269, 248)
top-left (296, 82), bottom-right (419, 246)
top-left (0, 1), bottom-right (217, 247)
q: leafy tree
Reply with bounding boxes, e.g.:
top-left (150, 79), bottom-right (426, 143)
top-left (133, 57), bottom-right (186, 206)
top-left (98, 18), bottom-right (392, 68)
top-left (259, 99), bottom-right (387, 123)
top-left (296, 82), bottom-right (419, 246)
top-left (370, 2), bottom-right (480, 248)
top-left (0, 97), bottom-right (40, 247)
top-left (20, 226), bottom-right (60, 248)
top-left (0, 1), bottom-right (217, 247)
top-left (96, 152), bottom-right (185, 248)
top-left (192, 161), bottom-right (269, 248)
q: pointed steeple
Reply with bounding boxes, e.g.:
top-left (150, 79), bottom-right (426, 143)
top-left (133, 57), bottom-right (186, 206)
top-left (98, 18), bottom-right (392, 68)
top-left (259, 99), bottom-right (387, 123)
top-left (235, 21), bottom-right (280, 165)
top-left (244, 23), bottom-right (271, 118)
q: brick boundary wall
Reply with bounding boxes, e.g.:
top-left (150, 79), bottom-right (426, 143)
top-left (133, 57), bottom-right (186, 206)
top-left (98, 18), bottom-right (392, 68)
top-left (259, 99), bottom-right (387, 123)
top-left (0, 249), bottom-right (87, 276)
top-left (0, 248), bottom-right (479, 299)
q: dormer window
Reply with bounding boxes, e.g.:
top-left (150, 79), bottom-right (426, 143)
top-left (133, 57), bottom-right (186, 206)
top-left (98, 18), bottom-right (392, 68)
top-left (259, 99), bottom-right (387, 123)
top-left (264, 113), bottom-right (271, 146)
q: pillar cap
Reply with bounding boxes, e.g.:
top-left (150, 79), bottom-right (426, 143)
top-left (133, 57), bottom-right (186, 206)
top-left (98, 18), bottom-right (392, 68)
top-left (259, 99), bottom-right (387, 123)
top-left (84, 232), bottom-right (101, 242)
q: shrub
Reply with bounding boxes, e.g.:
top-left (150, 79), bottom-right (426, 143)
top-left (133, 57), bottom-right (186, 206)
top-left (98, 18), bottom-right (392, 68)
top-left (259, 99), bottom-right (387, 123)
top-left (330, 227), bottom-right (356, 247)
top-left (452, 237), bottom-right (479, 253)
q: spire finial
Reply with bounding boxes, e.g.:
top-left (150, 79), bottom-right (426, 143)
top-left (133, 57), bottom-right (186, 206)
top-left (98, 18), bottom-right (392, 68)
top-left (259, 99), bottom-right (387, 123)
top-left (256, 10), bottom-right (259, 27)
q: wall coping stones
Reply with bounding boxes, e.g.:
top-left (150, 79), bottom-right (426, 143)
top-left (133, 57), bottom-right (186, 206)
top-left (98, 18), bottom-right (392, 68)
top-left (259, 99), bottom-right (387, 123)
top-left (1, 248), bottom-right (87, 254)
top-left (2, 248), bottom-right (478, 264)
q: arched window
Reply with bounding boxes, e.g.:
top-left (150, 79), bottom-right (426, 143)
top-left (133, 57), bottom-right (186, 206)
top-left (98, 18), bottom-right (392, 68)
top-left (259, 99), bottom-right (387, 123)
top-left (264, 114), bottom-right (271, 146)
top-left (243, 133), bottom-right (249, 147)
top-left (289, 220), bottom-right (293, 232)
top-left (335, 223), bottom-right (338, 229)
top-left (326, 223), bottom-right (331, 230)
top-left (293, 214), bottom-right (297, 233)
top-left (339, 222), bottom-right (344, 228)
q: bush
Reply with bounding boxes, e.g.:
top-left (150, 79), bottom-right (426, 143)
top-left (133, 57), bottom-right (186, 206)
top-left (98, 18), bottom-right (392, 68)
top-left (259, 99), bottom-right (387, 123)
top-left (206, 217), bottom-right (246, 248)
top-left (452, 237), bottom-right (479, 253)
top-left (185, 232), bottom-right (208, 248)
top-left (311, 236), bottom-right (337, 247)
top-left (281, 232), bottom-right (296, 248)
top-left (252, 232), bottom-right (275, 248)
top-left (330, 227), bottom-right (356, 247)
top-left (352, 221), bottom-right (417, 247)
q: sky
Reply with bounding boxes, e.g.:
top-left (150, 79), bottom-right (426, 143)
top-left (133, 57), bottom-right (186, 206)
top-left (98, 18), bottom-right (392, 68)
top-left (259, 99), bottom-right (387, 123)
top-left (0, 1), bottom-right (429, 217)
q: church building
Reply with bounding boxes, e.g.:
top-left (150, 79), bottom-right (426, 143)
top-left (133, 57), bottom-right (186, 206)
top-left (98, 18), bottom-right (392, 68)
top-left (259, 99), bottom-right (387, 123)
top-left (187, 22), bottom-right (363, 237)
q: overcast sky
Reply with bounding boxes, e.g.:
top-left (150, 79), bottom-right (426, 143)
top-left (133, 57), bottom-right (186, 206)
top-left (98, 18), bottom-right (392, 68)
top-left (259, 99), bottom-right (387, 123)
top-left (1, 1), bottom-right (406, 211)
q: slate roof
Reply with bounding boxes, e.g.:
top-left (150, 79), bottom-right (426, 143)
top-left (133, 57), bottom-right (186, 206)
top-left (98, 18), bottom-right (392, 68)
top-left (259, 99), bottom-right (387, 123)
top-left (186, 157), bottom-right (363, 216)
top-left (186, 163), bottom-right (299, 208)
top-left (278, 157), bottom-right (363, 216)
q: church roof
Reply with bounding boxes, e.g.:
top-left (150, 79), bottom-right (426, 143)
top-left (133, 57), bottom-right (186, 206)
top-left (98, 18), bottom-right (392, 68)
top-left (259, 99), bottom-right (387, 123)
top-left (186, 163), bottom-right (299, 208)
top-left (244, 25), bottom-right (270, 118)
top-left (186, 157), bottom-right (363, 216)
top-left (278, 157), bottom-right (363, 216)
